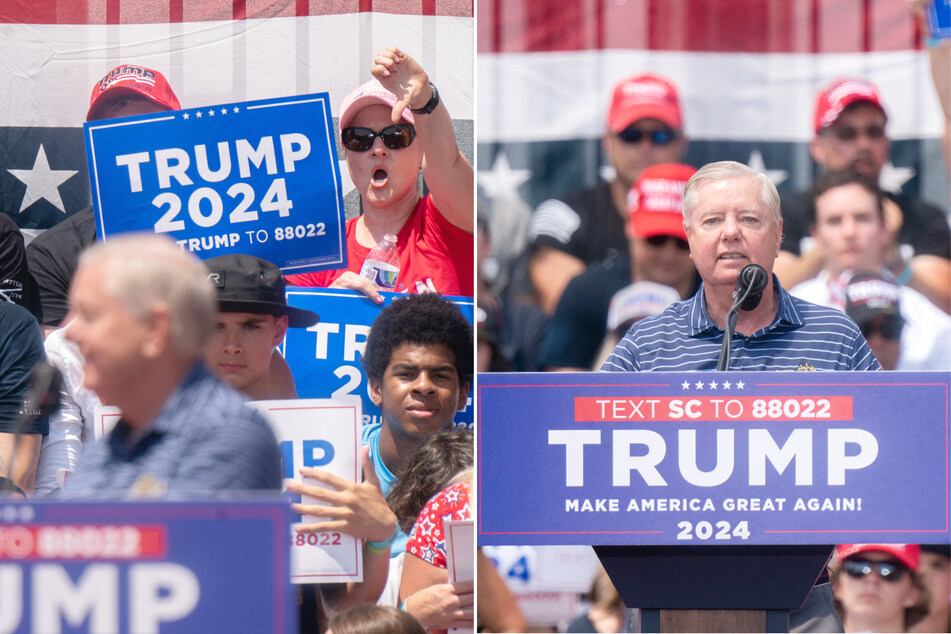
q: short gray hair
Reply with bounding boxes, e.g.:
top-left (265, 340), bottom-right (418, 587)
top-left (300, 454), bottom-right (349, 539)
top-left (682, 161), bottom-right (781, 227)
top-left (78, 233), bottom-right (215, 357)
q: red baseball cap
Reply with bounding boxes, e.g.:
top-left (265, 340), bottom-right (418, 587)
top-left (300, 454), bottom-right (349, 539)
top-left (608, 73), bottom-right (682, 133)
top-left (814, 78), bottom-right (887, 133)
top-left (87, 64), bottom-right (181, 122)
top-left (627, 163), bottom-right (696, 240)
top-left (836, 544), bottom-right (920, 571)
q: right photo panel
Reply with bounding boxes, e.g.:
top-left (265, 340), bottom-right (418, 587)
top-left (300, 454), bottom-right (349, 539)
top-left (475, 0), bottom-right (951, 632)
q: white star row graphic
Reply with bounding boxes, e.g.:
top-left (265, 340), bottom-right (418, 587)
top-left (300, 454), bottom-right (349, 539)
top-left (478, 148), bottom-right (917, 203)
top-left (182, 106), bottom-right (241, 120)
top-left (681, 380), bottom-right (746, 390)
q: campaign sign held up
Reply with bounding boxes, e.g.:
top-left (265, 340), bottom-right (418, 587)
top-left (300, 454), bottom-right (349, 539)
top-left (84, 93), bottom-right (346, 273)
top-left (0, 499), bottom-right (294, 632)
top-left (282, 288), bottom-right (474, 427)
top-left (250, 398), bottom-right (363, 584)
top-left (929, 0), bottom-right (951, 38)
top-left (478, 371), bottom-right (950, 546)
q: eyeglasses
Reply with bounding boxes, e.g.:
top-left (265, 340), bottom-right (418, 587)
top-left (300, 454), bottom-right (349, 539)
top-left (341, 124), bottom-right (416, 152)
top-left (617, 127), bottom-right (678, 146)
top-left (842, 559), bottom-right (907, 583)
top-left (826, 125), bottom-right (886, 142)
top-left (860, 318), bottom-right (902, 341)
top-left (644, 234), bottom-right (689, 251)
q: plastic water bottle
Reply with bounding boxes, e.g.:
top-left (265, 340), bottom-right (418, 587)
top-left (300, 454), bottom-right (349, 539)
top-left (360, 233), bottom-right (400, 289)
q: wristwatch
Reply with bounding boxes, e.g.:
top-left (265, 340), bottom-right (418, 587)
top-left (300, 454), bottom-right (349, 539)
top-left (410, 83), bottom-right (439, 115)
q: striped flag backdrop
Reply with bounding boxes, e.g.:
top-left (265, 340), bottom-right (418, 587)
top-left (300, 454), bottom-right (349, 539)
top-left (0, 0), bottom-right (473, 236)
top-left (477, 0), bottom-right (949, 260)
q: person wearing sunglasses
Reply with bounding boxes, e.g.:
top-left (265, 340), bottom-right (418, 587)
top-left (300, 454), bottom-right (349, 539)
top-left (774, 77), bottom-right (950, 315)
top-left (526, 73), bottom-right (688, 314)
top-left (833, 543), bottom-right (930, 633)
top-left (789, 169), bottom-right (951, 371)
top-left (538, 163), bottom-right (699, 371)
top-left (285, 47), bottom-right (473, 300)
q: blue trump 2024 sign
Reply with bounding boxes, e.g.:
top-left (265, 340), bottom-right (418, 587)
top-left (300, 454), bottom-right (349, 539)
top-left (283, 288), bottom-right (474, 427)
top-left (84, 93), bottom-right (346, 273)
top-left (0, 499), bottom-right (294, 632)
top-left (478, 371), bottom-right (950, 546)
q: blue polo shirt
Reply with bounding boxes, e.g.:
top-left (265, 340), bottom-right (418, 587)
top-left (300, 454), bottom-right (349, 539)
top-left (66, 363), bottom-right (282, 498)
top-left (602, 278), bottom-right (880, 372)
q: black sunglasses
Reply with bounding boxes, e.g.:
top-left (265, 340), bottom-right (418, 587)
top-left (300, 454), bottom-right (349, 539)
top-left (617, 127), bottom-right (678, 146)
top-left (860, 318), bottom-right (902, 341)
top-left (645, 234), bottom-right (689, 251)
top-left (842, 559), bottom-right (907, 583)
top-left (826, 125), bottom-right (886, 142)
top-left (341, 124), bottom-right (416, 152)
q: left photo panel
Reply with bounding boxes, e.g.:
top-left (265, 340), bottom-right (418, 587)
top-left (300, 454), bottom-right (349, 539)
top-left (0, 2), bottom-right (475, 632)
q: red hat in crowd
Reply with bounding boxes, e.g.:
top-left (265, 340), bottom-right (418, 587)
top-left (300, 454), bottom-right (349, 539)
top-left (607, 73), bottom-right (682, 133)
top-left (813, 78), bottom-right (887, 133)
top-left (339, 78), bottom-right (415, 130)
top-left (836, 544), bottom-right (920, 571)
top-left (86, 64), bottom-right (181, 122)
top-left (627, 163), bottom-right (696, 240)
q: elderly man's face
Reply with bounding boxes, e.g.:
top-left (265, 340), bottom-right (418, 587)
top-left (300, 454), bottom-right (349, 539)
top-left (65, 260), bottom-right (155, 407)
top-left (685, 176), bottom-right (782, 290)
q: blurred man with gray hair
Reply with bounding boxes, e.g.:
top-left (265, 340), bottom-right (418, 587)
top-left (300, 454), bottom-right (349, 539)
top-left (63, 234), bottom-right (281, 497)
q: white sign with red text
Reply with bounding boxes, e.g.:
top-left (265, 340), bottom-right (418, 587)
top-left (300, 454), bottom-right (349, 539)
top-left (251, 398), bottom-right (362, 584)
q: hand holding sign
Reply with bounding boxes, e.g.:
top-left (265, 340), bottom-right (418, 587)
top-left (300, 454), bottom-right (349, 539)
top-left (403, 579), bottom-right (475, 631)
top-left (288, 446), bottom-right (396, 543)
top-left (328, 271), bottom-right (384, 305)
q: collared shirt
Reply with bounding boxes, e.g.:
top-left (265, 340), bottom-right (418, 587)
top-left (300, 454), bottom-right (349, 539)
top-left (66, 363), bottom-right (282, 498)
top-left (602, 277), bottom-right (880, 372)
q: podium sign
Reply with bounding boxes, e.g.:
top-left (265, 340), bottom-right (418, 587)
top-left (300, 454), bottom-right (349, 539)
top-left (478, 372), bottom-right (949, 546)
top-left (0, 499), bottom-right (294, 632)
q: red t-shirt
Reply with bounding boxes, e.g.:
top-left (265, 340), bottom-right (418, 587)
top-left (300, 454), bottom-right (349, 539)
top-left (286, 195), bottom-right (473, 296)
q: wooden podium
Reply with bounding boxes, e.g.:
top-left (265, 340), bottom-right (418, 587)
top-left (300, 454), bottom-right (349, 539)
top-left (595, 544), bottom-right (834, 632)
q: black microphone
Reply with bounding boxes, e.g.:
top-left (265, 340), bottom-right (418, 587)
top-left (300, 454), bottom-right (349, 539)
top-left (733, 264), bottom-right (769, 311)
top-left (717, 264), bottom-right (770, 371)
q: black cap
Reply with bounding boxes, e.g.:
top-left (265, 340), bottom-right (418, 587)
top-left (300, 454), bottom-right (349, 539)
top-left (844, 271), bottom-right (903, 328)
top-left (204, 254), bottom-right (319, 328)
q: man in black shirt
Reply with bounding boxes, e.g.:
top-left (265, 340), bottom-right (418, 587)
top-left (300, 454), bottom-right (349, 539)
top-left (26, 64), bottom-right (181, 335)
top-left (539, 163), bottom-right (699, 370)
top-left (526, 73), bottom-right (689, 313)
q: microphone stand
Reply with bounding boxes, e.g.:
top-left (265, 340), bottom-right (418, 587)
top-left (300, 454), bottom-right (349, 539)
top-left (717, 266), bottom-right (768, 372)
top-left (716, 283), bottom-right (757, 372)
